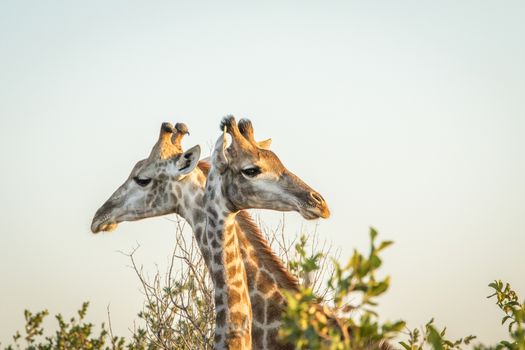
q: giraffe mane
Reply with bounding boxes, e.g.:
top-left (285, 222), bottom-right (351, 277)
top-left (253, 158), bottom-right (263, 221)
top-left (197, 159), bottom-right (211, 175)
top-left (236, 210), bottom-right (300, 292)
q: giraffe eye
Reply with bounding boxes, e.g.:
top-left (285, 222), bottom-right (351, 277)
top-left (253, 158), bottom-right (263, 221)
top-left (133, 177), bottom-right (152, 187)
top-left (241, 167), bottom-right (261, 178)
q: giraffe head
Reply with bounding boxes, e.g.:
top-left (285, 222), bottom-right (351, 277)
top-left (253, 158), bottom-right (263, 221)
top-left (91, 122), bottom-right (202, 233)
top-left (211, 116), bottom-right (330, 220)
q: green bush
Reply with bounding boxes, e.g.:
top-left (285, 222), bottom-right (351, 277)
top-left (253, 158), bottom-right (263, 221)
top-left (2, 302), bottom-right (153, 350)
top-left (278, 228), bottom-right (524, 350)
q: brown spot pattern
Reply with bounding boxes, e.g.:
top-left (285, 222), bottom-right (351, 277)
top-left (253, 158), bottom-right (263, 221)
top-left (256, 270), bottom-right (274, 294)
top-left (216, 309), bottom-right (226, 327)
top-left (252, 294), bottom-right (265, 323)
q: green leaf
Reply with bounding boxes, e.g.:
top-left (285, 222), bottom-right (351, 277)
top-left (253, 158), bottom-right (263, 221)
top-left (377, 240), bottom-right (394, 252)
top-left (399, 341), bottom-right (411, 350)
top-left (370, 255), bottom-right (382, 269)
top-left (370, 227), bottom-right (378, 242)
top-left (427, 326), bottom-right (444, 350)
top-left (502, 315), bottom-right (512, 325)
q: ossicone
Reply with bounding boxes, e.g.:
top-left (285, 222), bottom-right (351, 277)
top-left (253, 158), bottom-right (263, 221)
top-left (171, 122), bottom-right (190, 152)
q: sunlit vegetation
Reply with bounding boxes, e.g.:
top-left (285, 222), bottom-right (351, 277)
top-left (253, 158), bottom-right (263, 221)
top-left (2, 226), bottom-right (523, 350)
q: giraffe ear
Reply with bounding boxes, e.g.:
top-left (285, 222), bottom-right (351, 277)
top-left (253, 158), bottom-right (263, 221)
top-left (175, 145), bottom-right (201, 176)
top-left (257, 138), bottom-right (272, 150)
top-left (212, 128), bottom-right (229, 172)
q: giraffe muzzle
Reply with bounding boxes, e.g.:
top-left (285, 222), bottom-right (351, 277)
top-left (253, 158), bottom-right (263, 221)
top-left (91, 206), bottom-right (119, 233)
top-left (309, 191), bottom-right (330, 218)
top-left (298, 191), bottom-right (330, 220)
top-left (91, 220), bottom-right (118, 234)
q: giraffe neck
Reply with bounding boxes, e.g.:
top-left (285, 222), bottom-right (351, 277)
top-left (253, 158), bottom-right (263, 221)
top-left (203, 173), bottom-right (252, 350)
top-left (174, 168), bottom-right (296, 350)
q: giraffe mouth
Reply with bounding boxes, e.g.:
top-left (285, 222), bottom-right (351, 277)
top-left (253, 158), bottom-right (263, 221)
top-left (298, 201), bottom-right (331, 220)
top-left (91, 212), bottom-right (119, 234)
top-left (93, 222), bottom-right (118, 233)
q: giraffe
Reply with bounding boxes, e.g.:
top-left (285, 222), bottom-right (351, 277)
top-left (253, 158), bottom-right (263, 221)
top-left (91, 121), bottom-right (300, 349)
top-left (204, 118), bottom-right (396, 350)
top-left (202, 116), bottom-right (330, 350)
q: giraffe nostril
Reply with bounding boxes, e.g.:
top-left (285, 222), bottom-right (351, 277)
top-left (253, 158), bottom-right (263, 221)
top-left (310, 192), bottom-right (325, 206)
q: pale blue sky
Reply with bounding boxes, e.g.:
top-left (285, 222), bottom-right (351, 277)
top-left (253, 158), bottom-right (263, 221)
top-left (0, 0), bottom-right (524, 345)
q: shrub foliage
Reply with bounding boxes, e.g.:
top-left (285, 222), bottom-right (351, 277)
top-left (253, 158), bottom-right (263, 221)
top-left (2, 225), bottom-right (524, 350)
